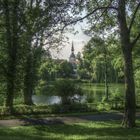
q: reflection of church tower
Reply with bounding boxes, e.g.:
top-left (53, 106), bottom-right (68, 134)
top-left (69, 42), bottom-right (77, 75)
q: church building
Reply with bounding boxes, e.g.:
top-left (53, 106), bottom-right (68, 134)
top-left (69, 42), bottom-right (77, 76)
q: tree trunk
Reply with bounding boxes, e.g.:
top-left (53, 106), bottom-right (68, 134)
top-left (4, 0), bottom-right (19, 112)
top-left (122, 49), bottom-right (136, 128)
top-left (118, 0), bottom-right (136, 127)
top-left (104, 50), bottom-right (109, 100)
top-left (4, 0), bottom-right (13, 110)
top-left (24, 52), bottom-right (34, 105)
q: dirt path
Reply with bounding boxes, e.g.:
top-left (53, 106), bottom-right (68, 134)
top-left (0, 112), bottom-right (125, 127)
top-left (0, 112), bottom-right (140, 127)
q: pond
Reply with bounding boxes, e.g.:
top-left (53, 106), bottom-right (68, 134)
top-left (32, 83), bottom-right (140, 105)
top-left (32, 95), bottom-right (61, 105)
top-left (32, 94), bottom-right (86, 105)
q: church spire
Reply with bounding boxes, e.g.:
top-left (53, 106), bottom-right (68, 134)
top-left (71, 41), bottom-right (74, 52)
top-left (69, 41), bottom-right (77, 76)
top-left (69, 41), bottom-right (76, 62)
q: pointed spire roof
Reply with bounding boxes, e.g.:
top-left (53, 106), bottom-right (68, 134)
top-left (71, 41), bottom-right (74, 52)
top-left (69, 41), bottom-right (76, 59)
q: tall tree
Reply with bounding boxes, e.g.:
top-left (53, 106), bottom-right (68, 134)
top-left (82, 36), bottom-right (118, 99)
top-left (21, 0), bottom-right (75, 105)
top-left (66, 0), bottom-right (140, 127)
top-left (2, 0), bottom-right (20, 112)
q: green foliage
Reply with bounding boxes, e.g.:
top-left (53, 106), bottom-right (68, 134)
top-left (50, 103), bottom-right (96, 113)
top-left (39, 59), bottom-right (56, 81)
top-left (110, 88), bottom-right (123, 101)
top-left (85, 91), bottom-right (95, 103)
top-left (58, 60), bottom-right (73, 78)
top-left (0, 105), bottom-right (52, 116)
top-left (97, 102), bottom-right (111, 111)
top-left (77, 69), bottom-right (90, 80)
top-left (96, 95), bottom-right (112, 111)
top-left (135, 69), bottom-right (140, 88)
top-left (0, 0), bottom-right (140, 123)
top-left (53, 79), bottom-right (83, 105)
top-left (82, 36), bottom-right (121, 83)
top-left (98, 88), bottom-right (124, 110)
top-left (0, 104), bottom-right (95, 116)
top-left (110, 89), bottom-right (124, 109)
top-left (0, 0), bottom-right (74, 108)
top-left (0, 94), bottom-right (4, 106)
top-left (86, 95), bottom-right (95, 104)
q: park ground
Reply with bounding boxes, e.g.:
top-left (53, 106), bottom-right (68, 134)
top-left (0, 112), bottom-right (140, 140)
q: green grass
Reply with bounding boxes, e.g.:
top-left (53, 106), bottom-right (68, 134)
top-left (0, 121), bottom-right (140, 140)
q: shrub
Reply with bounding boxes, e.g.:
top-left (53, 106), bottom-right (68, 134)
top-left (53, 79), bottom-right (83, 105)
top-left (0, 105), bottom-right (52, 116)
top-left (110, 88), bottom-right (124, 109)
top-left (85, 91), bottom-right (95, 103)
top-left (97, 102), bottom-right (111, 111)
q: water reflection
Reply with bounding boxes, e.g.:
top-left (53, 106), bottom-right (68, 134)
top-left (32, 95), bottom-right (61, 105)
top-left (32, 92), bottom-right (104, 105)
top-left (32, 84), bottom-right (140, 105)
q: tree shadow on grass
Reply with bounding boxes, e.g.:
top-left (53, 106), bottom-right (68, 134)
top-left (0, 121), bottom-right (140, 140)
top-left (34, 122), bottom-right (140, 137)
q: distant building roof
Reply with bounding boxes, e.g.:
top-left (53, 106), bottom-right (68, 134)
top-left (69, 42), bottom-right (76, 61)
top-left (70, 53), bottom-right (76, 59)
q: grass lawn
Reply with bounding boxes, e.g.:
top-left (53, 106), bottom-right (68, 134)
top-left (0, 121), bottom-right (140, 140)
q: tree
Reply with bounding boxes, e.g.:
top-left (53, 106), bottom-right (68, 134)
top-left (76, 52), bottom-right (89, 80)
top-left (2, 0), bottom-right (20, 112)
top-left (20, 0), bottom-right (76, 105)
top-left (117, 0), bottom-right (139, 128)
top-left (53, 79), bottom-right (83, 105)
top-left (65, 0), bottom-right (140, 127)
top-left (0, 0), bottom-right (76, 108)
top-left (82, 36), bottom-right (119, 100)
top-left (58, 60), bottom-right (73, 78)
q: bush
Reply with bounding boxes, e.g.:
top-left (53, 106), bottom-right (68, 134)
top-left (97, 102), bottom-right (111, 111)
top-left (0, 103), bottom-right (97, 116)
top-left (53, 79), bottom-right (83, 105)
top-left (85, 91), bottom-right (95, 103)
top-left (110, 88), bottom-right (124, 109)
top-left (0, 105), bottom-right (52, 116)
top-left (50, 103), bottom-right (96, 113)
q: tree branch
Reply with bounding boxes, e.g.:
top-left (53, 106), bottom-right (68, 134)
top-left (128, 2), bottom-right (140, 32)
top-left (131, 32), bottom-right (140, 47)
top-left (62, 6), bottom-right (118, 29)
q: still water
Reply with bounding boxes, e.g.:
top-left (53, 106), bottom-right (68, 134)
top-left (32, 95), bottom-right (61, 105)
top-left (32, 83), bottom-right (140, 105)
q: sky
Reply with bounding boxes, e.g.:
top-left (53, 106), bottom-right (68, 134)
top-left (51, 21), bottom-right (91, 60)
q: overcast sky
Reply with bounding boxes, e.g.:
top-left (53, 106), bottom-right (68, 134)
top-left (51, 21), bottom-right (91, 60)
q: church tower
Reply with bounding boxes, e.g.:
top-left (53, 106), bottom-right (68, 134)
top-left (69, 42), bottom-right (77, 75)
top-left (69, 42), bottom-right (76, 66)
